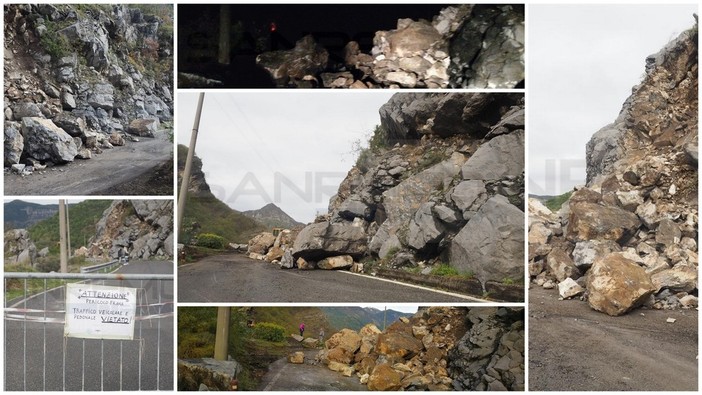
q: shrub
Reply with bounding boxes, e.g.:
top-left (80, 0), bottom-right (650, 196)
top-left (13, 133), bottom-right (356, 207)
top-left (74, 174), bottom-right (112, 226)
top-left (430, 264), bottom-right (460, 277)
top-left (252, 322), bottom-right (285, 342)
top-left (196, 233), bottom-right (226, 249)
top-left (544, 191), bottom-right (572, 212)
top-left (41, 33), bottom-right (72, 60)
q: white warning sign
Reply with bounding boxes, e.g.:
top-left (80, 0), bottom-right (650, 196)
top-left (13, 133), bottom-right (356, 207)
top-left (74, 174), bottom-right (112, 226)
top-left (64, 283), bottom-right (137, 340)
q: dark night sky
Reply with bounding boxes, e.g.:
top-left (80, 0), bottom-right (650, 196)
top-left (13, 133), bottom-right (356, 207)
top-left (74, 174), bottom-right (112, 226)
top-left (178, 4), bottom-right (450, 87)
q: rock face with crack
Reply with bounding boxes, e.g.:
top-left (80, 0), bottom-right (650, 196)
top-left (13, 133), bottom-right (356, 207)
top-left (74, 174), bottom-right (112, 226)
top-left (3, 4), bottom-right (173, 173)
top-left (87, 200), bottom-right (173, 260)
top-left (253, 93), bottom-right (525, 298)
top-left (255, 5), bottom-right (524, 89)
top-left (529, 21), bottom-right (698, 315)
top-left (317, 307), bottom-right (524, 391)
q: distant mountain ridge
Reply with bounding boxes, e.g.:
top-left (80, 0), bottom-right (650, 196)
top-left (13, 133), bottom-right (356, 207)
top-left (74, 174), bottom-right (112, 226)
top-left (242, 203), bottom-right (304, 230)
top-left (321, 306), bottom-right (414, 332)
top-left (4, 200), bottom-right (59, 230)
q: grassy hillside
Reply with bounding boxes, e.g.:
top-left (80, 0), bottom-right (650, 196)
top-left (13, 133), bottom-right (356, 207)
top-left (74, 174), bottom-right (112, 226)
top-left (251, 307), bottom-right (335, 337)
top-left (28, 200), bottom-right (112, 254)
top-left (544, 191), bottom-right (573, 212)
top-left (321, 307), bottom-right (413, 332)
top-left (181, 194), bottom-right (265, 245)
top-left (178, 144), bottom-right (266, 245)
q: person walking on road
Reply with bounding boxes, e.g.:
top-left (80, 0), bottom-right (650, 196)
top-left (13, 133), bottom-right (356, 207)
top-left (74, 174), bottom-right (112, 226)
top-left (299, 322), bottom-right (305, 337)
top-left (318, 327), bottom-right (325, 346)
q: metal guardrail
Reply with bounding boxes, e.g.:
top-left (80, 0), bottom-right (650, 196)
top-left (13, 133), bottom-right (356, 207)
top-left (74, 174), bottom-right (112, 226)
top-left (79, 260), bottom-right (120, 273)
top-left (5, 272), bottom-right (174, 280)
top-left (4, 272), bottom-right (174, 391)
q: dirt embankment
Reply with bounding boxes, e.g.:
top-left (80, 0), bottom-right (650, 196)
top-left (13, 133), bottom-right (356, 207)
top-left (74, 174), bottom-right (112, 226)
top-left (529, 286), bottom-right (698, 391)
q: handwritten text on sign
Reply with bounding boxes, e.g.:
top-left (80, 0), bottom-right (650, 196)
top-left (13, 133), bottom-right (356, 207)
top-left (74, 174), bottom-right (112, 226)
top-left (64, 283), bottom-right (137, 340)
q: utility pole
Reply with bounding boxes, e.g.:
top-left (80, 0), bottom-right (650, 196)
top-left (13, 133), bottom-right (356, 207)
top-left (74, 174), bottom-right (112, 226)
top-left (177, 92), bottom-right (205, 236)
top-left (218, 4), bottom-right (231, 65)
top-left (58, 200), bottom-right (68, 273)
top-left (66, 201), bottom-right (71, 259)
top-left (383, 306), bottom-right (387, 331)
top-left (214, 307), bottom-right (230, 360)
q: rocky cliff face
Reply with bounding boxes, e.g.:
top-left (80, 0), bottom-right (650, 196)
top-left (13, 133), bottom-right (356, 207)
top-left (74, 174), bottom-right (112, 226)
top-left (276, 93), bottom-right (524, 291)
top-left (4, 4), bottom-right (173, 172)
top-left (87, 200), bottom-right (173, 260)
top-left (529, 22), bottom-right (698, 315)
top-left (256, 5), bottom-right (523, 89)
top-left (315, 307), bottom-right (524, 391)
top-left (4, 228), bottom-right (37, 266)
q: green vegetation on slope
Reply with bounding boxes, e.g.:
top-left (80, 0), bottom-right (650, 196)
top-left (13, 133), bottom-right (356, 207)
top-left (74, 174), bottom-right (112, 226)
top-left (178, 307), bottom-right (287, 391)
top-left (544, 191), bottom-right (573, 212)
top-left (28, 200), bottom-right (112, 254)
top-left (178, 145), bottom-right (266, 245)
top-left (251, 307), bottom-right (335, 337)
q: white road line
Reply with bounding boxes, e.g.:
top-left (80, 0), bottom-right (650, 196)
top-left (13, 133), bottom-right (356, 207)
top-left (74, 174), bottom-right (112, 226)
top-left (337, 271), bottom-right (491, 302)
top-left (262, 360), bottom-right (288, 391)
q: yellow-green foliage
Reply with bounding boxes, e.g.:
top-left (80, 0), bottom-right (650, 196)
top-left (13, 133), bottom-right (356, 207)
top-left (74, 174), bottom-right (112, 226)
top-left (178, 307), bottom-right (217, 359)
top-left (196, 233), bottom-right (226, 250)
top-left (252, 322), bottom-right (285, 342)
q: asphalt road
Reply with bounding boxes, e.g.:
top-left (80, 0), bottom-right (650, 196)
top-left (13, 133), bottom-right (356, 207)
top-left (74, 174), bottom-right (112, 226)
top-left (178, 253), bottom-right (483, 303)
top-left (258, 350), bottom-right (366, 391)
top-left (529, 286), bottom-right (698, 391)
top-left (4, 261), bottom-right (174, 391)
top-left (4, 132), bottom-right (172, 196)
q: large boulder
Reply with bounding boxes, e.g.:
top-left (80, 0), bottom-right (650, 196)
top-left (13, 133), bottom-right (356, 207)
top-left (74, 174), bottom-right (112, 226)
top-left (461, 130), bottom-right (524, 180)
top-left (127, 118), bottom-right (159, 137)
top-left (325, 328), bottom-right (362, 354)
top-left (370, 152), bottom-right (465, 254)
top-left (450, 195), bottom-right (524, 284)
top-left (256, 35), bottom-right (328, 86)
top-left (585, 122), bottom-right (623, 184)
top-left (288, 352), bottom-right (304, 364)
top-left (51, 112), bottom-right (87, 137)
top-left (450, 180), bottom-right (486, 213)
top-left (650, 264), bottom-right (697, 293)
top-left (86, 82), bottom-right (114, 110)
top-left (292, 222), bottom-right (366, 260)
top-left (4, 121), bottom-right (23, 166)
top-left (21, 117), bottom-right (78, 163)
top-left (407, 202), bottom-right (444, 251)
top-left (248, 232), bottom-right (276, 255)
top-left (317, 255), bottom-right (353, 270)
top-left (571, 240), bottom-right (621, 271)
top-left (586, 254), bottom-right (655, 316)
top-left (566, 202), bottom-right (641, 244)
top-left (545, 248), bottom-right (581, 282)
top-left (367, 364), bottom-right (402, 391)
top-left (375, 332), bottom-right (423, 359)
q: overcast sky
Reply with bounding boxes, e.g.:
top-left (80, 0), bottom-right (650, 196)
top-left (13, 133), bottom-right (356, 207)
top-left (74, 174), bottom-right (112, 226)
top-left (529, 4), bottom-right (697, 196)
top-left (177, 92), bottom-right (394, 223)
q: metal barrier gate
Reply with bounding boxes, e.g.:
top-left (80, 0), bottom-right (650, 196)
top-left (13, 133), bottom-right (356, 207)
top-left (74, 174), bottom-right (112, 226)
top-left (4, 272), bottom-right (174, 391)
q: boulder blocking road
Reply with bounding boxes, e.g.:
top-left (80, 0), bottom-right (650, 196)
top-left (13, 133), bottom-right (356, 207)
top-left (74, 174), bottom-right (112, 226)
top-left (178, 253), bottom-right (483, 303)
top-left (529, 286), bottom-right (697, 391)
top-left (4, 133), bottom-right (172, 195)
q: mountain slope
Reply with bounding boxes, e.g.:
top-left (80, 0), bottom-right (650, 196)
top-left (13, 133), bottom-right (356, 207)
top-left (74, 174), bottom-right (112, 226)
top-left (242, 203), bottom-right (303, 230)
top-left (28, 200), bottom-right (112, 254)
top-left (4, 200), bottom-right (59, 230)
top-left (320, 306), bottom-right (413, 332)
top-left (178, 144), bottom-right (266, 244)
